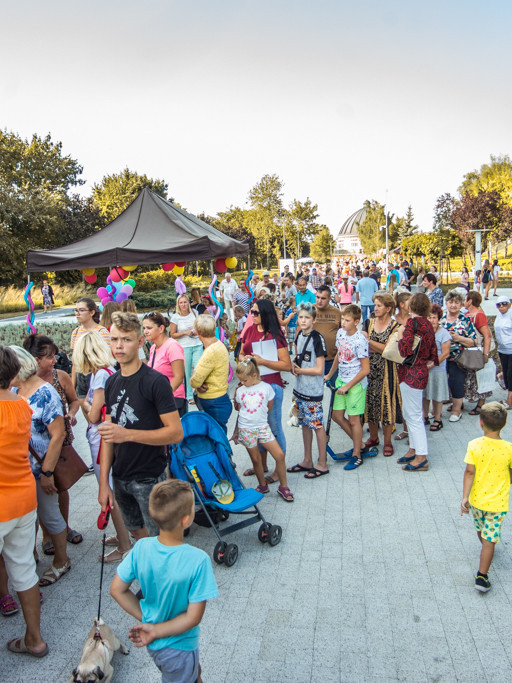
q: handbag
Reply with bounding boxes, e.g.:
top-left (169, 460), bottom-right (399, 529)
top-left (382, 318), bottom-right (421, 366)
top-left (29, 444), bottom-right (88, 493)
top-left (456, 346), bottom-right (485, 371)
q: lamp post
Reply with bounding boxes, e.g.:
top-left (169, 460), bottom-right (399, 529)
top-left (282, 217), bottom-right (287, 260)
top-left (379, 215), bottom-right (389, 272)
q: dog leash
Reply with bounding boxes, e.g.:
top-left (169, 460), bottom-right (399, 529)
top-left (94, 533), bottom-right (107, 641)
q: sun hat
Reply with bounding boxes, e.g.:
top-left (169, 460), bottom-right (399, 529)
top-left (496, 296), bottom-right (510, 305)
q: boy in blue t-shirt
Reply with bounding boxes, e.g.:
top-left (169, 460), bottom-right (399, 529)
top-left (111, 480), bottom-right (218, 682)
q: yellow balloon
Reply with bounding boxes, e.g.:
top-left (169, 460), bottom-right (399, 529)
top-left (122, 265), bottom-right (137, 271)
top-left (81, 268), bottom-right (95, 276)
top-left (173, 266), bottom-right (185, 275)
top-left (225, 256), bottom-right (237, 269)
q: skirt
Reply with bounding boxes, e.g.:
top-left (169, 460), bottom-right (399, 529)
top-left (424, 369), bottom-right (449, 402)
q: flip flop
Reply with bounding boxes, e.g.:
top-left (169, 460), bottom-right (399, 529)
top-left (243, 467), bottom-right (269, 477)
top-left (66, 529), bottom-right (83, 544)
top-left (264, 475), bottom-right (279, 485)
top-left (7, 638), bottom-right (49, 658)
top-left (287, 463), bottom-right (312, 473)
top-left (304, 467), bottom-right (329, 479)
top-left (42, 540), bottom-right (55, 556)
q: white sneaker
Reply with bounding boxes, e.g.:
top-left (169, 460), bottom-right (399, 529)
top-left (449, 413), bottom-right (462, 422)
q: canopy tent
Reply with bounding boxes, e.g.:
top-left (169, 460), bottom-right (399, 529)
top-left (27, 188), bottom-right (249, 272)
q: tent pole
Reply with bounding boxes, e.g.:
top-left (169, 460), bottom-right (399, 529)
top-left (210, 261), bottom-right (214, 278)
top-left (196, 261), bottom-right (199, 277)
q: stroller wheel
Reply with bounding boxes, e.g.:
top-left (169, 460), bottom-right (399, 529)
top-left (268, 525), bottom-right (283, 547)
top-left (218, 511), bottom-right (230, 522)
top-left (258, 522), bottom-right (272, 543)
top-left (213, 541), bottom-right (227, 564)
top-left (224, 543), bottom-right (239, 567)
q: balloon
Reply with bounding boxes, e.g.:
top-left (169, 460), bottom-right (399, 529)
top-left (173, 266), bottom-right (185, 275)
top-left (112, 279), bottom-right (124, 291)
top-left (106, 285), bottom-right (113, 293)
top-left (116, 292), bottom-right (128, 303)
top-left (162, 263), bottom-right (175, 271)
top-left (97, 287), bottom-right (109, 299)
top-left (125, 278), bottom-right (136, 289)
top-left (215, 258), bottom-right (227, 273)
top-left (84, 274), bottom-right (97, 284)
top-left (175, 262), bottom-right (186, 267)
top-left (98, 303), bottom-right (104, 312)
top-left (121, 265), bottom-right (137, 271)
top-left (174, 276), bottom-right (187, 295)
top-left (106, 276), bottom-right (112, 286)
top-left (121, 284), bottom-right (133, 295)
top-left (110, 267), bottom-right (128, 282)
top-left (82, 268), bottom-right (95, 276)
top-left (101, 296), bottom-right (111, 306)
top-left (225, 257), bottom-right (237, 269)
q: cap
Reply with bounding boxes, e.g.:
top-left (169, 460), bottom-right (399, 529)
top-left (312, 267), bottom-right (317, 271)
top-left (496, 296), bottom-right (510, 305)
top-left (262, 270), bottom-right (270, 276)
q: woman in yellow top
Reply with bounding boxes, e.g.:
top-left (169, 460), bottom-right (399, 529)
top-left (190, 314), bottom-right (232, 432)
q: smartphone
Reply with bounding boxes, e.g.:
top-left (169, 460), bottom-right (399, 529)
top-left (97, 503), bottom-right (111, 530)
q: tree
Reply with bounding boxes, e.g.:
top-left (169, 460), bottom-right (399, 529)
top-left (310, 225), bottom-right (335, 262)
top-left (247, 174), bottom-right (284, 268)
top-left (356, 200), bottom-right (391, 255)
top-left (451, 190), bottom-right (503, 255)
top-left (287, 197), bottom-right (320, 260)
top-left (459, 154), bottom-right (512, 205)
top-left (433, 193), bottom-right (456, 231)
top-left (402, 230), bottom-right (463, 261)
top-left (92, 168), bottom-right (169, 223)
top-left (0, 130), bottom-right (84, 283)
top-left (211, 206), bottom-right (255, 269)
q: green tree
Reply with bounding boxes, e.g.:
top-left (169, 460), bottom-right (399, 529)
top-left (287, 197), bottom-right (320, 260)
top-left (459, 155), bottom-right (512, 205)
top-left (92, 168), bottom-right (169, 223)
top-left (211, 206), bottom-right (255, 269)
top-left (310, 225), bottom-right (335, 262)
top-left (451, 190), bottom-right (503, 255)
top-left (357, 200), bottom-right (391, 255)
top-left (0, 130), bottom-right (84, 283)
top-left (402, 230), bottom-right (463, 261)
top-left (247, 174), bottom-right (284, 268)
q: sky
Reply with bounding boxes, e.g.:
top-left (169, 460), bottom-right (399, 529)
top-left (2, 0), bottom-right (512, 237)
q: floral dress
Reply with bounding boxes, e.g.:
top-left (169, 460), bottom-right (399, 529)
top-left (363, 319), bottom-right (403, 425)
top-left (463, 310), bottom-right (492, 402)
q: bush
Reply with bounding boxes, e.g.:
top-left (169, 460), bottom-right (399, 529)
top-left (131, 290), bottom-right (176, 311)
top-left (0, 322), bottom-right (76, 355)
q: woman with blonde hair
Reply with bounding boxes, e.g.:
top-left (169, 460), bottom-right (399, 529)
top-left (72, 332), bottom-right (132, 563)
top-left (99, 301), bottom-right (120, 331)
top-left (119, 299), bottom-right (137, 313)
top-left (170, 294), bottom-right (203, 404)
top-left (190, 288), bottom-right (206, 314)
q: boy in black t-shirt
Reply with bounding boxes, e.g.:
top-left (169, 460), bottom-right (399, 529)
top-left (98, 312), bottom-right (183, 538)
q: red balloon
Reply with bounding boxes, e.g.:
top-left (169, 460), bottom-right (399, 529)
top-left (84, 274), bottom-right (97, 284)
top-left (175, 261), bottom-right (186, 267)
top-left (162, 263), bottom-right (175, 272)
top-left (109, 267), bottom-right (128, 282)
top-left (215, 258), bottom-right (227, 273)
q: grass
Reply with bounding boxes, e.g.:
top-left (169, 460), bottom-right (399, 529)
top-left (0, 284), bottom-right (95, 315)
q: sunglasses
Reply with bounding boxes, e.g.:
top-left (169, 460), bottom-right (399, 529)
top-left (496, 302), bottom-right (509, 308)
top-left (251, 309), bottom-right (260, 316)
top-left (143, 311), bottom-right (158, 319)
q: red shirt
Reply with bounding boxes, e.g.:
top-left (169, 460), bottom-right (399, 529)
top-left (242, 325), bottom-right (287, 388)
top-left (397, 316), bottom-right (438, 389)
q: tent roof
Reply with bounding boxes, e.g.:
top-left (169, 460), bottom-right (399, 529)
top-left (27, 188), bottom-right (249, 272)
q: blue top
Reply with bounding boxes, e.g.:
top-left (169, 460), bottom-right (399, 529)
top-left (117, 538), bottom-right (218, 651)
top-left (295, 289), bottom-right (316, 306)
top-left (12, 383), bottom-right (63, 479)
top-left (285, 306), bottom-right (297, 327)
top-left (355, 277), bottom-right (378, 305)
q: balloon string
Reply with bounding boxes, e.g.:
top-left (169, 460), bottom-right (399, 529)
top-left (247, 269), bottom-right (255, 303)
top-left (24, 282), bottom-right (37, 334)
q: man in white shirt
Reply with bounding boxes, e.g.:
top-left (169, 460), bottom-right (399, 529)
top-left (219, 272), bottom-right (239, 320)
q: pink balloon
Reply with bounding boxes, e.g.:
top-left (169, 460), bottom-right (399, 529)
top-left (101, 296), bottom-right (111, 306)
top-left (120, 284), bottom-right (133, 295)
top-left (175, 276), bottom-right (186, 295)
top-left (97, 287), bottom-right (109, 299)
top-left (215, 258), bottom-right (227, 273)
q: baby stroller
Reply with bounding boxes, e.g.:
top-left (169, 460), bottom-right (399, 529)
top-left (170, 412), bottom-right (282, 567)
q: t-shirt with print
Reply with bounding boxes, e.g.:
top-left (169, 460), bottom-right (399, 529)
top-left (293, 329), bottom-right (327, 401)
top-left (314, 305), bottom-right (342, 360)
top-left (87, 367), bottom-right (116, 442)
top-left (105, 363), bottom-right (177, 481)
top-left (336, 329), bottom-right (369, 388)
top-left (235, 381), bottom-right (274, 429)
top-left (464, 436), bottom-right (512, 512)
top-left (117, 539), bottom-right (218, 652)
top-left (148, 338), bottom-right (186, 399)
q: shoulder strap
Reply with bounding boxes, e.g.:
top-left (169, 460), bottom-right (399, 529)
top-left (28, 444), bottom-right (43, 465)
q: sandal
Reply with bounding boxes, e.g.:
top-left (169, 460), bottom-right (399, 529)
top-left (39, 559), bottom-right (71, 587)
top-left (394, 431), bottom-right (409, 441)
top-left (423, 417), bottom-right (430, 425)
top-left (304, 467), bottom-right (329, 479)
top-left (383, 444), bottom-right (394, 457)
top-left (243, 467), bottom-right (268, 477)
top-left (430, 419), bottom-right (443, 431)
top-left (7, 637), bottom-right (48, 658)
top-left (468, 407), bottom-right (481, 415)
top-left (98, 547), bottom-right (131, 563)
top-left (42, 540), bottom-right (55, 556)
top-left (66, 529), bottom-right (83, 545)
top-left (264, 474), bottom-right (279, 485)
top-left (255, 484), bottom-right (269, 494)
top-left (397, 454), bottom-right (415, 464)
top-left (102, 535), bottom-right (119, 547)
top-left (277, 486), bottom-right (294, 502)
top-left (286, 463), bottom-right (312, 473)
top-left (403, 460), bottom-right (429, 472)
top-left (0, 594), bottom-right (19, 617)
top-left (364, 438), bottom-right (379, 447)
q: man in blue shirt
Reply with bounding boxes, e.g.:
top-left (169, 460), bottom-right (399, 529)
top-left (295, 276), bottom-right (316, 305)
top-left (355, 270), bottom-right (379, 322)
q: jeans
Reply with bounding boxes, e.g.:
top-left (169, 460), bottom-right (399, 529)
top-left (114, 470), bottom-right (167, 535)
top-left (361, 304), bottom-right (374, 323)
top-left (259, 383), bottom-right (286, 454)
top-left (183, 344), bottom-right (203, 400)
top-left (196, 393), bottom-right (233, 433)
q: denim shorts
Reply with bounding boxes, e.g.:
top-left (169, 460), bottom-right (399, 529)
top-left (149, 646), bottom-right (199, 683)
top-left (114, 470), bottom-right (167, 535)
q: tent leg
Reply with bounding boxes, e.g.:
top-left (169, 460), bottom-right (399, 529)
top-left (210, 261), bottom-right (214, 278)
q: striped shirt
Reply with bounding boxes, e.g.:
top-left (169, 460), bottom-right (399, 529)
top-left (71, 324), bottom-right (111, 350)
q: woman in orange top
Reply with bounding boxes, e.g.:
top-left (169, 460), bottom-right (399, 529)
top-left (0, 345), bottom-right (48, 657)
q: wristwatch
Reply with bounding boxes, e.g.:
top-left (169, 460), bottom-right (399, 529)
top-left (41, 470), bottom-right (54, 478)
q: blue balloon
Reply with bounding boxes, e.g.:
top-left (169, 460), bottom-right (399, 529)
top-left (106, 285), bottom-right (113, 293)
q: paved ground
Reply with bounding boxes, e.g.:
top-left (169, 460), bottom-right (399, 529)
top-left (2, 290), bottom-right (512, 682)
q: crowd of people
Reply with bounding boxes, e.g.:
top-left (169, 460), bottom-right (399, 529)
top-left (1, 256), bottom-right (511, 679)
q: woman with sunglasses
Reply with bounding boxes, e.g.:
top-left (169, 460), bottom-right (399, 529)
top-left (240, 299), bottom-right (291, 479)
top-left (494, 296), bottom-right (512, 409)
top-left (143, 312), bottom-right (186, 417)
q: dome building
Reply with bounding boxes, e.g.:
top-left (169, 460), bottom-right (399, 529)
top-left (335, 207), bottom-right (366, 255)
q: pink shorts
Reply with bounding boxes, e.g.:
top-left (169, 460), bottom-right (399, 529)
top-left (239, 424), bottom-right (274, 448)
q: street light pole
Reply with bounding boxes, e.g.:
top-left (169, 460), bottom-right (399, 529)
top-left (282, 217), bottom-right (287, 260)
top-left (385, 211), bottom-right (389, 265)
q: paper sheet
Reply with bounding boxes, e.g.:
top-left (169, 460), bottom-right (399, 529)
top-left (251, 339), bottom-right (278, 376)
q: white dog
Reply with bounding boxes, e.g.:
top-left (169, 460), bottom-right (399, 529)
top-left (287, 399), bottom-right (299, 427)
top-left (70, 618), bottom-right (129, 683)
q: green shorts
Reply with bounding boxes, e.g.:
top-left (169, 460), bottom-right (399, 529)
top-left (332, 377), bottom-right (366, 416)
top-left (470, 504), bottom-right (507, 543)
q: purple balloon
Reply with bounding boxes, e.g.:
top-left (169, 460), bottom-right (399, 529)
top-left (116, 292), bottom-right (128, 302)
top-left (120, 284), bottom-right (133, 295)
top-left (97, 287), bottom-right (109, 299)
